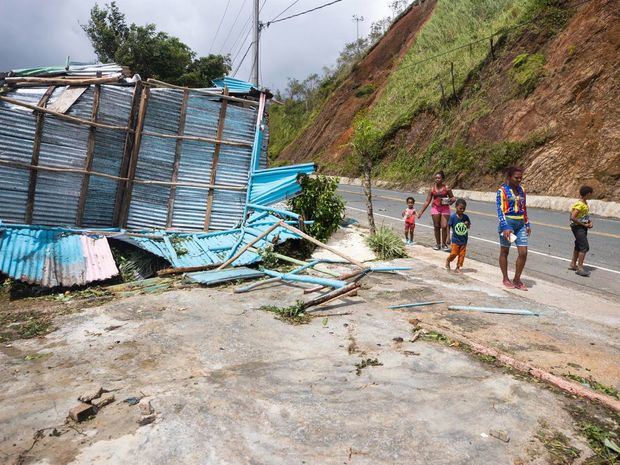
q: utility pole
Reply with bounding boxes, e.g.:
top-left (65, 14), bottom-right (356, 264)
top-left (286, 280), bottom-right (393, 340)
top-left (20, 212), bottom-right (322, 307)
top-left (352, 14), bottom-right (364, 42)
top-left (253, 0), bottom-right (260, 86)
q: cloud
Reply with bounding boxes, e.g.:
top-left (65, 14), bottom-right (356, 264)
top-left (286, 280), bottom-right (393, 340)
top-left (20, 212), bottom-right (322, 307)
top-left (0, 0), bottom-right (394, 90)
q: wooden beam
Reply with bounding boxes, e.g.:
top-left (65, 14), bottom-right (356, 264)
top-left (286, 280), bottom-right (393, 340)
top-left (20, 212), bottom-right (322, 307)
top-left (204, 89), bottom-right (229, 231)
top-left (0, 159), bottom-right (246, 191)
top-left (0, 95), bottom-right (129, 131)
top-left (75, 84), bottom-right (102, 226)
top-left (277, 222), bottom-right (367, 269)
top-left (216, 222), bottom-right (281, 270)
top-left (166, 90), bottom-right (190, 228)
top-left (119, 87), bottom-right (150, 227)
top-left (24, 86), bottom-right (55, 224)
top-left (113, 82), bottom-right (142, 226)
top-left (5, 75), bottom-right (122, 86)
top-left (145, 78), bottom-right (257, 106)
top-left (46, 86), bottom-right (88, 113)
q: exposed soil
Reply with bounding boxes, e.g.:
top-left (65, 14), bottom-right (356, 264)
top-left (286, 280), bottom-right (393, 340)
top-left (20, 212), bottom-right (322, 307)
top-left (275, 0), bottom-right (619, 200)
top-left (277, 0), bottom-right (438, 165)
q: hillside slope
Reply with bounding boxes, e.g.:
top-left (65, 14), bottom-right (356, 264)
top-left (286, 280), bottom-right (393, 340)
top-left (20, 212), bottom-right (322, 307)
top-left (272, 0), bottom-right (619, 200)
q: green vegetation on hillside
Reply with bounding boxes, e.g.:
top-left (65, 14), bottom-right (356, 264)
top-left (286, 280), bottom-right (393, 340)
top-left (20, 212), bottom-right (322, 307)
top-left (369, 0), bottom-right (541, 134)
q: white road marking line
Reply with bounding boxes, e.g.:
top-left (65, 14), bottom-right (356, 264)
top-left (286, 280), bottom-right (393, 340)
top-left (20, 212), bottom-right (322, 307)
top-left (346, 206), bottom-right (620, 275)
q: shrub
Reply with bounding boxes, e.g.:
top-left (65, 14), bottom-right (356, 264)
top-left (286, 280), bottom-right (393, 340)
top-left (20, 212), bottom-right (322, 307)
top-left (289, 174), bottom-right (345, 243)
top-left (365, 226), bottom-right (407, 260)
top-left (511, 52), bottom-right (546, 96)
top-left (355, 84), bottom-right (376, 98)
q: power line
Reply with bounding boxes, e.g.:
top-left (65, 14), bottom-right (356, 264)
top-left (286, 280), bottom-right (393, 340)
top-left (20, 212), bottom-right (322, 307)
top-left (264, 0), bottom-right (344, 27)
top-left (231, 24), bottom-right (254, 65)
top-left (268, 0), bottom-right (303, 22)
top-left (234, 41), bottom-right (254, 76)
top-left (228, 14), bottom-right (253, 58)
top-left (396, 0), bottom-right (596, 72)
top-left (210, 0), bottom-right (233, 52)
top-left (219, 0), bottom-right (248, 54)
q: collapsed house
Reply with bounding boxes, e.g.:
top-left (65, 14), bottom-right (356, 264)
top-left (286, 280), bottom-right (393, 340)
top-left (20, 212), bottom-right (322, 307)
top-left (0, 63), bottom-right (315, 287)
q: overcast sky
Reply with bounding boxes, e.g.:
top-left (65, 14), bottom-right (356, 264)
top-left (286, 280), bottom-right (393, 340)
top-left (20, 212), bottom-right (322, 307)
top-left (0, 0), bottom-right (393, 90)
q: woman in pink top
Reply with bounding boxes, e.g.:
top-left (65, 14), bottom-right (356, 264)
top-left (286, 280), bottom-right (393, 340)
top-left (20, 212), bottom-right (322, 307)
top-left (418, 171), bottom-right (455, 251)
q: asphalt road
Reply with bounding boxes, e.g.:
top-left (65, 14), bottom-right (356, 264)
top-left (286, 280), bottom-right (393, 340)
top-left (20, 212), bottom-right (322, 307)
top-left (339, 184), bottom-right (620, 301)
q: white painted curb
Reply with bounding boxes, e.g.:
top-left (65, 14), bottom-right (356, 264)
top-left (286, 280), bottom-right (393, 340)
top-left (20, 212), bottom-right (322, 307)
top-left (334, 176), bottom-right (620, 219)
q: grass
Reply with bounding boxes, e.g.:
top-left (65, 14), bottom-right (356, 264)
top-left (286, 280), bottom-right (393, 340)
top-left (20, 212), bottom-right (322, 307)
top-left (365, 226), bottom-right (407, 260)
top-left (564, 373), bottom-right (620, 400)
top-left (354, 358), bottom-right (383, 375)
top-left (535, 429), bottom-right (581, 464)
top-left (511, 52), bottom-right (546, 96)
top-left (579, 423), bottom-right (620, 464)
top-left (368, 0), bottom-right (545, 134)
top-left (260, 301), bottom-right (312, 325)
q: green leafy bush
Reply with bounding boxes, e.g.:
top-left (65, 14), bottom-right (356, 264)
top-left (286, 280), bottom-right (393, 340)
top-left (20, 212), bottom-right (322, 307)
top-left (365, 226), bottom-right (407, 260)
top-left (355, 84), bottom-right (376, 98)
top-left (511, 53), bottom-right (546, 96)
top-left (289, 175), bottom-right (345, 243)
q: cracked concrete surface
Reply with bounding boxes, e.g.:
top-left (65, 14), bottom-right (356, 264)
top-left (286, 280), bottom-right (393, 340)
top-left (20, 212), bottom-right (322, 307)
top-left (0, 277), bottom-right (602, 464)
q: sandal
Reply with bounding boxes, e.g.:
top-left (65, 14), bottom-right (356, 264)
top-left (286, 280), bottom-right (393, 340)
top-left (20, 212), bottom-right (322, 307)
top-left (503, 279), bottom-right (516, 289)
top-left (568, 265), bottom-right (578, 271)
top-left (432, 245), bottom-right (441, 251)
top-left (575, 269), bottom-right (591, 277)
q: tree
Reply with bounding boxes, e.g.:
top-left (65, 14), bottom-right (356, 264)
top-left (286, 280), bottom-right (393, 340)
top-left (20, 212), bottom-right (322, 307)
top-left (351, 116), bottom-right (383, 234)
top-left (81, 2), bottom-right (231, 87)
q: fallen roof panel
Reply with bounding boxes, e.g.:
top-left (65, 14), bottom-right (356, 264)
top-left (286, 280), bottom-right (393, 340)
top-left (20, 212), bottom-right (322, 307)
top-left (0, 225), bottom-right (118, 287)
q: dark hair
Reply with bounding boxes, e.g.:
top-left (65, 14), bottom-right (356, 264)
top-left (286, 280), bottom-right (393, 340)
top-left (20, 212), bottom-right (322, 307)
top-left (505, 166), bottom-right (524, 178)
top-left (579, 185), bottom-right (593, 197)
top-left (406, 196), bottom-right (415, 203)
top-left (434, 170), bottom-right (445, 180)
top-left (455, 198), bottom-right (467, 208)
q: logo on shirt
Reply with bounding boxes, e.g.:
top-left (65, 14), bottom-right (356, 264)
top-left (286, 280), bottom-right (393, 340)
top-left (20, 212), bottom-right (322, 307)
top-left (454, 222), bottom-right (468, 236)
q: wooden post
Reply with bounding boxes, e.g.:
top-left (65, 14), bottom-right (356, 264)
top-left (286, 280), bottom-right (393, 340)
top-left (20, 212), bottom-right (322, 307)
top-left (439, 81), bottom-right (446, 107)
top-left (166, 89), bottom-right (190, 228)
top-left (113, 81), bottom-right (142, 226)
top-left (450, 62), bottom-right (457, 100)
top-left (119, 87), bottom-right (150, 227)
top-left (216, 222), bottom-right (281, 270)
top-left (489, 36), bottom-right (495, 59)
top-left (24, 86), bottom-right (55, 224)
top-left (301, 282), bottom-right (361, 311)
top-left (75, 84), bottom-right (102, 226)
top-left (204, 89), bottom-right (229, 231)
top-left (277, 222), bottom-right (367, 269)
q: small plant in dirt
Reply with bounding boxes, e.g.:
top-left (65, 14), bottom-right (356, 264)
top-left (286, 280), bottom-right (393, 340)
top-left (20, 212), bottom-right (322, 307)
top-left (511, 52), bottom-right (546, 96)
top-left (579, 422), bottom-right (620, 463)
top-left (535, 429), bottom-right (581, 464)
top-left (564, 373), bottom-right (620, 400)
top-left (355, 84), bottom-right (376, 98)
top-left (289, 174), bottom-right (345, 243)
top-left (258, 245), bottom-right (281, 269)
top-left (260, 301), bottom-right (311, 325)
top-left (354, 358), bottom-right (383, 375)
top-left (365, 226), bottom-right (407, 260)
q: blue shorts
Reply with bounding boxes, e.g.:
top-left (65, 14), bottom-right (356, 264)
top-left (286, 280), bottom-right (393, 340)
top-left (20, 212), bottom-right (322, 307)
top-left (499, 218), bottom-right (529, 247)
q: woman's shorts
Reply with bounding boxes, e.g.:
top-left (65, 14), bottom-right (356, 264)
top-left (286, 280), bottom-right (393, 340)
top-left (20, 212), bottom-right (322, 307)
top-left (571, 224), bottom-right (589, 252)
top-left (499, 218), bottom-right (528, 247)
top-left (430, 204), bottom-right (450, 216)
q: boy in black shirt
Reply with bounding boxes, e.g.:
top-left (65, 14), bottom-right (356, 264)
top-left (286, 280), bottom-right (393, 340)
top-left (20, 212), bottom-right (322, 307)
top-left (446, 199), bottom-right (471, 273)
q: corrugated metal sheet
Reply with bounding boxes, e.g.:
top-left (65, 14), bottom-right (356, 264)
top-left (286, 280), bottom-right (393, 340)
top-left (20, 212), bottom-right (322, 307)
top-left (0, 86), bottom-right (134, 227)
top-left (0, 225), bottom-right (118, 287)
top-left (212, 77), bottom-right (256, 94)
top-left (250, 163), bottom-right (316, 205)
top-left (184, 267), bottom-right (265, 285)
top-left (10, 62), bottom-right (123, 78)
top-left (118, 213), bottom-right (302, 268)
